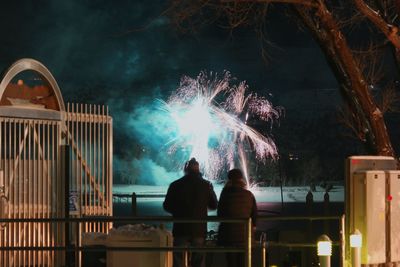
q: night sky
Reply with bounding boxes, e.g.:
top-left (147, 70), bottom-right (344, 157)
top-left (1, 1), bottom-right (378, 185)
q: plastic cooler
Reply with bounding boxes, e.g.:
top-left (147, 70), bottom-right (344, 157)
top-left (106, 224), bottom-right (173, 267)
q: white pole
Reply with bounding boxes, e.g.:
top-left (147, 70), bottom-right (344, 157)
top-left (351, 246), bottom-right (361, 267)
top-left (319, 255), bottom-right (331, 267)
top-left (350, 229), bottom-right (362, 267)
top-left (317, 235), bottom-right (332, 267)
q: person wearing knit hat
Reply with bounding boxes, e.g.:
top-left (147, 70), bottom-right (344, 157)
top-left (164, 158), bottom-right (218, 267)
top-left (217, 168), bottom-right (257, 267)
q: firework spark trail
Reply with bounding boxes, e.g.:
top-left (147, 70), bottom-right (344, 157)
top-left (159, 71), bottom-right (280, 185)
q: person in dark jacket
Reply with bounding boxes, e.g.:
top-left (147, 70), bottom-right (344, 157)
top-left (217, 169), bottom-right (257, 267)
top-left (163, 158), bottom-right (218, 267)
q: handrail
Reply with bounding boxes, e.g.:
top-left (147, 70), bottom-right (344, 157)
top-left (0, 246), bottom-right (245, 253)
top-left (0, 216), bottom-right (247, 223)
top-left (0, 214), bottom-right (345, 267)
top-left (113, 193), bottom-right (165, 198)
top-left (0, 215), bottom-right (341, 223)
top-left (0, 215), bottom-right (253, 267)
top-left (258, 215), bottom-right (341, 221)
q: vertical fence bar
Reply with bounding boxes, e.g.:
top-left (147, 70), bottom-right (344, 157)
top-left (80, 103), bottom-right (83, 220)
top-left (13, 119), bottom-right (16, 267)
top-left (45, 122), bottom-right (49, 267)
top-left (340, 215), bottom-right (345, 267)
top-left (48, 121), bottom-right (51, 267)
top-left (0, 118), bottom-right (3, 267)
top-left (22, 119), bottom-right (26, 267)
top-left (18, 120), bottom-right (22, 266)
top-left (76, 104), bottom-right (82, 267)
top-left (106, 106), bottom-right (109, 230)
top-left (40, 122), bottom-right (44, 266)
top-left (84, 104), bottom-right (88, 233)
top-left (4, 118), bottom-right (7, 267)
top-left (97, 105), bottom-right (101, 231)
top-left (93, 105), bottom-right (97, 232)
top-left (7, 118), bottom-right (11, 267)
top-left (39, 123), bottom-right (43, 267)
top-left (11, 119), bottom-right (15, 267)
top-left (80, 103), bottom-right (84, 241)
top-left (89, 104), bottom-right (92, 231)
top-left (6, 118), bottom-right (9, 267)
top-left (5, 118), bottom-right (9, 267)
top-left (101, 105), bottom-right (105, 232)
top-left (8, 118), bottom-right (12, 267)
top-left (63, 144), bottom-right (70, 266)
top-left (108, 107), bottom-right (113, 224)
top-left (2, 118), bottom-right (5, 266)
top-left (247, 218), bottom-right (252, 267)
top-left (59, 121), bottom-right (64, 266)
top-left (9, 119), bottom-right (12, 267)
top-left (52, 121), bottom-right (56, 267)
top-left (33, 120), bottom-right (37, 267)
top-left (29, 120), bottom-right (32, 267)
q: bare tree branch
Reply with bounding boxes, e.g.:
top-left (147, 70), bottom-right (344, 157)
top-left (377, 83), bottom-right (400, 113)
top-left (354, 0), bottom-right (400, 50)
top-left (337, 104), bottom-right (366, 141)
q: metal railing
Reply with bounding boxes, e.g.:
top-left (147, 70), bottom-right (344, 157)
top-left (0, 214), bottom-right (345, 267)
top-left (0, 216), bottom-right (252, 267)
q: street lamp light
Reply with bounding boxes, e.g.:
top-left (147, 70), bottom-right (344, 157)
top-left (317, 234), bottom-right (332, 267)
top-left (350, 229), bottom-right (362, 267)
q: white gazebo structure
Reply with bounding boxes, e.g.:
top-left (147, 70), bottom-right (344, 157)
top-left (0, 58), bottom-right (113, 266)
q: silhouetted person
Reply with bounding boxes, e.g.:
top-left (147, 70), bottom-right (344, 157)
top-left (163, 158), bottom-right (218, 267)
top-left (217, 169), bottom-right (257, 267)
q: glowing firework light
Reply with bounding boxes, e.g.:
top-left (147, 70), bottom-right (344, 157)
top-left (159, 71), bottom-right (280, 185)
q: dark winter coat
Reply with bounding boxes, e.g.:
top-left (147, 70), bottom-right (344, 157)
top-left (217, 181), bottom-right (257, 245)
top-left (163, 172), bottom-right (218, 238)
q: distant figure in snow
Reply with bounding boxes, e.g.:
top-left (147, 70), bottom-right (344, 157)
top-left (217, 169), bottom-right (258, 267)
top-left (163, 158), bottom-right (218, 267)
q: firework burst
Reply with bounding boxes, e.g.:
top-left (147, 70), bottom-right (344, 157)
top-left (159, 71), bottom-right (281, 185)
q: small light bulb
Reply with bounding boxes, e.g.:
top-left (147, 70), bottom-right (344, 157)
top-left (350, 230), bottom-right (362, 248)
top-left (317, 241), bottom-right (332, 256)
top-left (317, 235), bottom-right (332, 256)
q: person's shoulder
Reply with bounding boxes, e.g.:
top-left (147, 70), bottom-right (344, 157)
top-left (242, 188), bottom-right (255, 198)
top-left (169, 176), bottom-right (185, 186)
top-left (201, 177), bottom-right (213, 185)
top-left (199, 177), bottom-right (215, 189)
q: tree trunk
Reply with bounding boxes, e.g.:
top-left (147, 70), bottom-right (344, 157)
top-left (295, 0), bottom-right (395, 156)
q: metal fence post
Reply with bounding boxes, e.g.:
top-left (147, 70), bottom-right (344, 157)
top-left (62, 145), bottom-right (71, 266)
top-left (246, 218), bottom-right (252, 267)
top-left (260, 233), bottom-right (267, 267)
top-left (75, 222), bottom-right (81, 267)
top-left (183, 250), bottom-right (189, 267)
top-left (340, 215), bottom-right (345, 267)
top-left (131, 193), bottom-right (137, 216)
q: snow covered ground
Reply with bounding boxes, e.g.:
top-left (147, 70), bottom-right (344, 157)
top-left (113, 184), bottom-right (344, 203)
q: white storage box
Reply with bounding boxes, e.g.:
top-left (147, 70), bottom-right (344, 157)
top-left (107, 224), bottom-right (172, 267)
top-left (352, 171), bottom-right (386, 264)
top-left (386, 170), bottom-right (400, 262)
top-left (345, 156), bottom-right (396, 263)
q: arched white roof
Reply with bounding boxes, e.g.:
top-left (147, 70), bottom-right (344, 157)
top-left (0, 58), bottom-right (65, 112)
